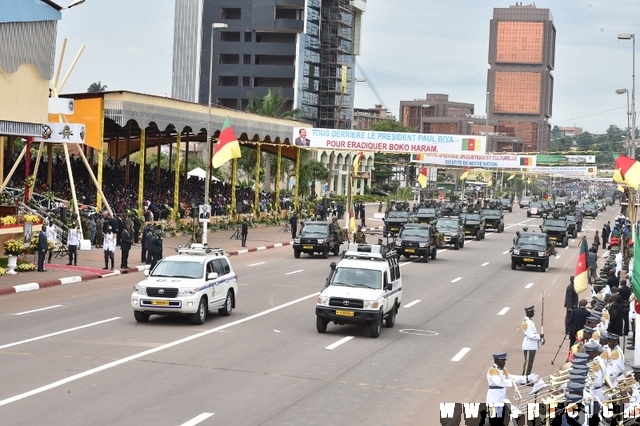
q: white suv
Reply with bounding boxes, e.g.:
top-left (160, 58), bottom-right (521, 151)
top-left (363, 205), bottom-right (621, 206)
top-left (316, 243), bottom-right (402, 338)
top-left (131, 246), bottom-right (238, 325)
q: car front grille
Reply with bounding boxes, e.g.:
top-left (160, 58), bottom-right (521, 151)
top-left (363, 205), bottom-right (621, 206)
top-left (147, 287), bottom-right (179, 298)
top-left (520, 250), bottom-right (538, 257)
top-left (300, 238), bottom-right (317, 244)
top-left (402, 242), bottom-right (420, 248)
top-left (329, 298), bottom-right (364, 309)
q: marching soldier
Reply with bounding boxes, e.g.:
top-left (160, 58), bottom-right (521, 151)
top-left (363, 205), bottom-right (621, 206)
top-left (486, 352), bottom-right (537, 425)
top-left (353, 225), bottom-right (366, 244)
top-left (521, 306), bottom-right (544, 378)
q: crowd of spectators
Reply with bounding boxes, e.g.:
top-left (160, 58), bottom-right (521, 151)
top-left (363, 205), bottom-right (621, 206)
top-left (6, 153), bottom-right (283, 218)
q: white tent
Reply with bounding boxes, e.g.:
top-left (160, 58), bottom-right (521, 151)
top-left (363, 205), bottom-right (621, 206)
top-left (187, 167), bottom-right (220, 181)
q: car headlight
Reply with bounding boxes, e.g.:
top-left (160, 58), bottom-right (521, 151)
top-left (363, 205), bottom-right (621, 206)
top-left (538, 252), bottom-right (546, 257)
top-left (395, 239), bottom-right (402, 246)
top-left (317, 239), bottom-right (326, 244)
top-left (317, 296), bottom-right (330, 305)
top-left (177, 287), bottom-right (198, 297)
top-left (294, 238), bottom-right (300, 244)
top-left (419, 242), bottom-right (427, 248)
top-left (512, 249), bottom-right (520, 255)
top-left (133, 285), bottom-right (147, 296)
top-left (363, 300), bottom-right (380, 309)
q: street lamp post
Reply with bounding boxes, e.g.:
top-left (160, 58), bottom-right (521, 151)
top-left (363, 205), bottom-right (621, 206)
top-left (616, 88), bottom-right (632, 153)
top-left (63, 0), bottom-right (86, 9)
top-left (203, 22), bottom-right (228, 246)
top-left (619, 33), bottom-right (636, 159)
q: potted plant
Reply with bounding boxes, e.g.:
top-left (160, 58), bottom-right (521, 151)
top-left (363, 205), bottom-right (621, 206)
top-left (4, 238), bottom-right (25, 275)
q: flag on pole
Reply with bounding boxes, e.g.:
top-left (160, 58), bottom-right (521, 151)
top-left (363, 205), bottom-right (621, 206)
top-left (211, 117), bottom-right (241, 168)
top-left (459, 170), bottom-right (469, 181)
top-left (615, 154), bottom-right (640, 188)
top-left (417, 167), bottom-right (428, 188)
top-left (507, 173), bottom-right (515, 181)
top-left (487, 177), bottom-right (493, 187)
top-left (352, 152), bottom-right (364, 174)
top-left (574, 236), bottom-right (590, 294)
top-left (634, 228), bottom-right (640, 302)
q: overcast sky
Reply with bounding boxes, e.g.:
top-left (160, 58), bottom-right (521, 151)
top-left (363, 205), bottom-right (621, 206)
top-left (56, 0), bottom-right (640, 134)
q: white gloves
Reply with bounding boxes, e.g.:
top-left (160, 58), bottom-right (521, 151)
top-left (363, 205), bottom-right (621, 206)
top-left (527, 373), bottom-right (539, 382)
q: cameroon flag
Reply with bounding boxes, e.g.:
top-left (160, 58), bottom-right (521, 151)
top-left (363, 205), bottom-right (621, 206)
top-left (417, 167), bottom-right (428, 188)
top-left (615, 154), bottom-right (640, 189)
top-left (212, 117), bottom-right (241, 168)
top-left (574, 236), bottom-right (589, 294)
top-left (461, 138), bottom-right (481, 152)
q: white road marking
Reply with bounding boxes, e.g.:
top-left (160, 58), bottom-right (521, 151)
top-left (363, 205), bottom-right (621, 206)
top-left (285, 269), bottom-right (303, 275)
top-left (502, 250), bottom-right (510, 254)
top-left (274, 330), bottom-right (281, 333)
top-left (180, 412), bottom-right (214, 426)
top-left (481, 262), bottom-right (489, 267)
top-left (247, 262), bottom-right (265, 267)
top-left (403, 299), bottom-right (421, 308)
top-left (0, 317), bottom-right (121, 349)
top-left (497, 307), bottom-right (510, 316)
top-left (565, 246), bottom-right (569, 250)
top-left (555, 255), bottom-right (561, 259)
top-left (0, 293), bottom-right (320, 408)
top-left (325, 336), bottom-right (354, 350)
top-left (451, 347), bottom-right (471, 362)
top-left (525, 283), bottom-right (534, 289)
top-left (12, 305), bottom-right (63, 316)
top-left (451, 277), bottom-right (462, 283)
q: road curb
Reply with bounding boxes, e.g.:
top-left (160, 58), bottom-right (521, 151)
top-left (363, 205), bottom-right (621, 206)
top-left (0, 240), bottom-right (293, 297)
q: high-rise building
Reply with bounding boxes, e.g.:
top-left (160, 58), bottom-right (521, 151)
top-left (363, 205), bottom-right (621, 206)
top-left (353, 104), bottom-right (395, 130)
top-left (171, 0), bottom-right (366, 128)
top-left (487, 4), bottom-right (556, 152)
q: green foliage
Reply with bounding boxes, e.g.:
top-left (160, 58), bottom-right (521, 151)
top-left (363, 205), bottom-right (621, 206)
top-left (87, 81), bottom-right (107, 92)
top-left (245, 87), bottom-right (299, 119)
top-left (369, 120), bottom-right (413, 186)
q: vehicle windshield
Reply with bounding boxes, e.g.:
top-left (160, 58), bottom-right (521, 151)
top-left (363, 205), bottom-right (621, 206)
top-left (543, 219), bottom-right (565, 227)
top-left (386, 212), bottom-right (409, 220)
top-left (483, 209), bottom-right (502, 217)
top-left (515, 234), bottom-right (547, 248)
top-left (566, 215), bottom-right (576, 222)
top-left (399, 227), bottom-right (430, 238)
top-left (301, 224), bottom-right (329, 234)
top-left (584, 203), bottom-right (596, 209)
top-left (437, 219), bottom-right (459, 230)
top-left (151, 260), bottom-right (202, 279)
top-left (417, 208), bottom-right (436, 215)
top-left (331, 267), bottom-right (382, 290)
top-left (461, 213), bottom-right (481, 221)
top-left (556, 197), bottom-right (566, 203)
top-left (501, 199), bottom-right (510, 203)
top-left (521, 197), bottom-right (531, 202)
top-left (530, 202), bottom-right (543, 208)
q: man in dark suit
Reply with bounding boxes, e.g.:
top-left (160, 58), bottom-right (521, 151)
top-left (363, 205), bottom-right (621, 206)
top-left (294, 128), bottom-right (310, 146)
top-left (241, 218), bottom-right (248, 247)
top-left (564, 276), bottom-right (579, 334)
top-left (120, 226), bottom-right (133, 269)
top-left (568, 299), bottom-right (590, 346)
top-left (289, 212), bottom-right (298, 238)
top-left (37, 224), bottom-right (48, 272)
top-left (200, 205), bottom-right (210, 220)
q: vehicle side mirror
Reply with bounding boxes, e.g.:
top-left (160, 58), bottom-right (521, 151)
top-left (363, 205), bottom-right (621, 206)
top-left (207, 272), bottom-right (219, 280)
top-left (143, 270), bottom-right (149, 276)
top-left (512, 238), bottom-right (516, 245)
top-left (385, 283), bottom-right (393, 291)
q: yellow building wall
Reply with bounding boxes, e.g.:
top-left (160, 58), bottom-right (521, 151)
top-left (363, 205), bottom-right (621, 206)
top-left (0, 63), bottom-right (49, 125)
top-left (49, 98), bottom-right (103, 150)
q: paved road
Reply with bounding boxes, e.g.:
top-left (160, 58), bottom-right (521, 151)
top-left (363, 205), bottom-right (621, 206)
top-left (0, 205), bottom-right (619, 424)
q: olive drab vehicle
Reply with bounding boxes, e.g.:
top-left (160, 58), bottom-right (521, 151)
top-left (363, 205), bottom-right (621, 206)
top-left (435, 216), bottom-right (465, 250)
top-left (482, 200), bottom-right (505, 233)
top-left (292, 220), bottom-right (344, 258)
top-left (440, 202), bottom-right (462, 217)
top-left (540, 213), bottom-right (570, 247)
top-left (383, 201), bottom-right (411, 237)
top-left (414, 199), bottom-right (439, 224)
top-left (510, 229), bottom-right (553, 272)
top-left (394, 223), bottom-right (438, 263)
top-left (460, 205), bottom-right (486, 241)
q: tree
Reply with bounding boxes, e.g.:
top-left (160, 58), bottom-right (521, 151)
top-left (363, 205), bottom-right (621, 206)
top-left (550, 136), bottom-right (573, 152)
top-left (305, 159), bottom-right (329, 197)
top-left (87, 81), bottom-right (107, 92)
top-left (369, 120), bottom-right (414, 188)
top-left (551, 125), bottom-right (562, 140)
top-left (575, 132), bottom-right (594, 151)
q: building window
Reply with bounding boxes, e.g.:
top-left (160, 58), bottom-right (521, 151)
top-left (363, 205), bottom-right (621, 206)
top-left (496, 21), bottom-right (543, 64)
top-left (494, 71), bottom-right (541, 114)
top-left (218, 76), bottom-right (239, 87)
top-left (221, 8), bottom-right (241, 20)
top-left (220, 32), bottom-right (241, 42)
top-left (255, 32), bottom-right (296, 43)
top-left (242, 77), bottom-right (250, 87)
top-left (219, 54), bottom-right (240, 64)
top-left (244, 32), bottom-right (252, 42)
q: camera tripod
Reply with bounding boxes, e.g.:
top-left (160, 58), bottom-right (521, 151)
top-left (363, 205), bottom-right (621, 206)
top-left (280, 221), bottom-right (290, 233)
top-left (230, 226), bottom-right (241, 240)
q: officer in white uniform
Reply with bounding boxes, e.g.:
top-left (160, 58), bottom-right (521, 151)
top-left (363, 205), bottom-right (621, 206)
top-left (45, 220), bottom-right (57, 263)
top-left (606, 333), bottom-right (625, 387)
top-left (585, 341), bottom-right (607, 405)
top-left (521, 306), bottom-right (544, 377)
top-left (486, 352), bottom-right (537, 425)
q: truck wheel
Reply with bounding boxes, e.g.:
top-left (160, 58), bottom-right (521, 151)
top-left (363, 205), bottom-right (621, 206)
top-left (460, 238), bottom-right (464, 248)
top-left (572, 229), bottom-right (577, 238)
top-left (134, 311), bottom-right (149, 323)
top-left (385, 305), bottom-right (396, 328)
top-left (562, 236), bottom-right (568, 247)
top-left (422, 252), bottom-right (429, 263)
top-left (322, 247), bottom-right (329, 259)
top-left (218, 290), bottom-right (234, 316)
top-left (370, 312), bottom-right (382, 338)
top-left (430, 247), bottom-right (437, 260)
top-left (540, 263), bottom-right (547, 272)
top-left (190, 297), bottom-right (208, 325)
top-left (454, 239), bottom-right (460, 250)
top-left (332, 244), bottom-right (341, 256)
top-left (316, 316), bottom-right (328, 333)
top-left (475, 230), bottom-right (481, 241)
top-left (527, 212), bottom-right (531, 218)
top-left (294, 249), bottom-right (301, 258)
top-left (511, 259), bottom-right (517, 270)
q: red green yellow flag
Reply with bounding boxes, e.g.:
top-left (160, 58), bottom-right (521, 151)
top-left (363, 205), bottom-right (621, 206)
top-left (352, 152), bottom-right (364, 174)
top-left (574, 236), bottom-right (589, 294)
top-left (615, 154), bottom-right (640, 189)
top-left (417, 167), bottom-right (428, 188)
top-left (211, 117), bottom-right (241, 168)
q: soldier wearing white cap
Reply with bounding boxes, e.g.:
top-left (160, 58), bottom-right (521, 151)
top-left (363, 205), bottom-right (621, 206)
top-left (486, 352), bottom-right (537, 425)
top-left (584, 341), bottom-right (607, 404)
top-left (606, 333), bottom-right (625, 387)
top-left (521, 306), bottom-right (543, 377)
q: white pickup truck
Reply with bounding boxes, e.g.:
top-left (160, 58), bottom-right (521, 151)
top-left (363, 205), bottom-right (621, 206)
top-left (315, 243), bottom-right (402, 338)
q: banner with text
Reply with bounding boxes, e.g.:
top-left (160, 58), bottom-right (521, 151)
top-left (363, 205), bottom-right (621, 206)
top-left (411, 153), bottom-right (536, 168)
top-left (293, 127), bottom-right (487, 154)
top-left (525, 166), bottom-right (598, 177)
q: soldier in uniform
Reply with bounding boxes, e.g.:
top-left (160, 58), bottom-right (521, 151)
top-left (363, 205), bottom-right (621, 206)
top-left (486, 352), bottom-right (537, 425)
top-left (353, 225), bottom-right (366, 244)
top-left (606, 333), bottom-right (625, 387)
top-left (585, 341), bottom-right (607, 407)
top-left (521, 306), bottom-right (544, 378)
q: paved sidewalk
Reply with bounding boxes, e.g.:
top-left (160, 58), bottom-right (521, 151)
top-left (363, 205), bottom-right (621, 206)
top-left (0, 222), bottom-right (383, 297)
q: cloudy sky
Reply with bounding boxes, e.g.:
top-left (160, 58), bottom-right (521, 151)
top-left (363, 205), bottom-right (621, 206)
top-left (56, 0), bottom-right (640, 134)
